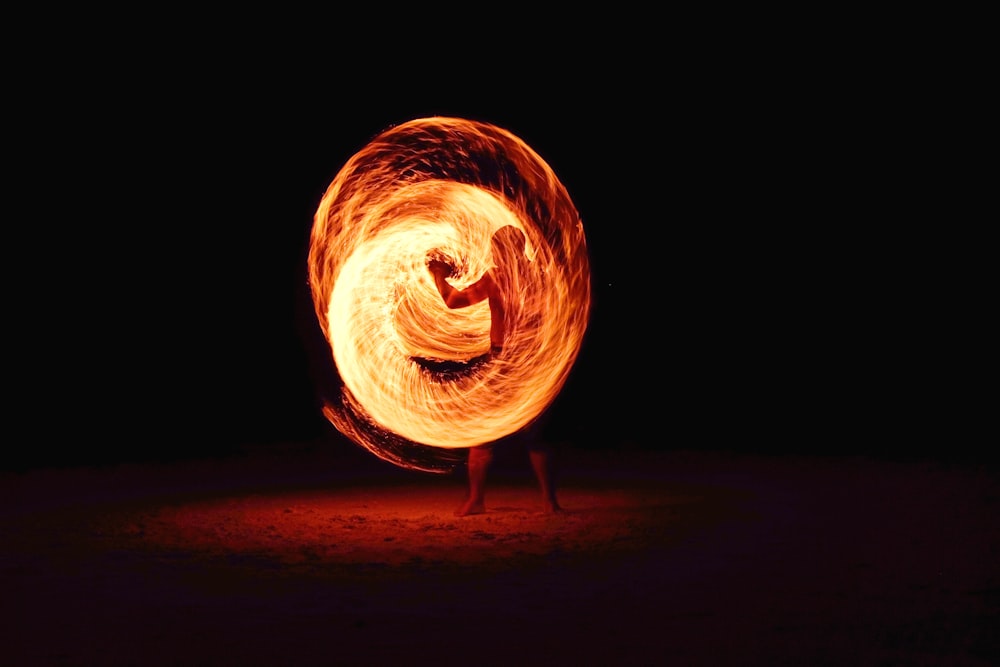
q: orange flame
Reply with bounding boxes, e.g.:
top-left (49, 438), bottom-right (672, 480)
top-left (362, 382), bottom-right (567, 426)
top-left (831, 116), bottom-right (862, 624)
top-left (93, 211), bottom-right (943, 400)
top-left (308, 117), bottom-right (590, 472)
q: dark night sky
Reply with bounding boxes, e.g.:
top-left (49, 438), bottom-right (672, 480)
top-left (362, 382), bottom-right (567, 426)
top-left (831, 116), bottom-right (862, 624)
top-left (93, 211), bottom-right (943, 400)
top-left (10, 38), bottom-right (975, 471)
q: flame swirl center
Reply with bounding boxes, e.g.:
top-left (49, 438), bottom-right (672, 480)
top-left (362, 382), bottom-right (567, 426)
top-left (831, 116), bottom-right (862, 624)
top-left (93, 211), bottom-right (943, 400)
top-left (308, 117), bottom-right (590, 472)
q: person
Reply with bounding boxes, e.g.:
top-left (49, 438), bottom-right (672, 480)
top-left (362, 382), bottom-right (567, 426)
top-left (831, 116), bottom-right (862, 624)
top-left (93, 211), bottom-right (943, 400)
top-left (426, 226), bottom-right (561, 516)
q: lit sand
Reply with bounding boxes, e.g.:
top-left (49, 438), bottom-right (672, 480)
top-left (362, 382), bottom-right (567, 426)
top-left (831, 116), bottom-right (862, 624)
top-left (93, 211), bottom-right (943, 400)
top-left (4, 446), bottom-right (996, 666)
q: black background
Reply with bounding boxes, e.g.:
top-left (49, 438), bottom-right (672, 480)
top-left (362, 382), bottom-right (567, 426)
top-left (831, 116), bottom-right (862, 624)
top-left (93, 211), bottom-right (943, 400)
top-left (9, 29), bottom-right (974, 472)
top-left (6, 21), bottom-right (993, 667)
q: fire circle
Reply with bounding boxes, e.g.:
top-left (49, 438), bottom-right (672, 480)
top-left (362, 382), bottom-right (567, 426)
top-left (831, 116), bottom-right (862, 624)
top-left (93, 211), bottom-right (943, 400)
top-left (308, 117), bottom-right (590, 472)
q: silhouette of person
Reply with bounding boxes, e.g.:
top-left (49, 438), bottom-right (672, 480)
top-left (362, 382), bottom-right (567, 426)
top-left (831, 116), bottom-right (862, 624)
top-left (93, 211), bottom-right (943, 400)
top-left (425, 226), bottom-right (561, 516)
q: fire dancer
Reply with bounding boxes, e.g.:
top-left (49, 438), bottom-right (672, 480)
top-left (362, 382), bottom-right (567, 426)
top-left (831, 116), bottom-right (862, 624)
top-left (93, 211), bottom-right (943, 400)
top-left (426, 226), bottom-right (561, 516)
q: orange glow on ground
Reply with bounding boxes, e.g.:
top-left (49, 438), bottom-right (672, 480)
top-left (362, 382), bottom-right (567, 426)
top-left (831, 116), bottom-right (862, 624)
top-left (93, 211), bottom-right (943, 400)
top-left (6, 449), bottom-right (996, 666)
top-left (91, 473), bottom-right (716, 571)
top-left (308, 117), bottom-right (590, 471)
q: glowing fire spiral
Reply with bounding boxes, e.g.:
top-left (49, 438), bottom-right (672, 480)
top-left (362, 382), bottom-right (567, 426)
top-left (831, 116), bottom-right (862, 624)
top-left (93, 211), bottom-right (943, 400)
top-left (308, 117), bottom-right (590, 472)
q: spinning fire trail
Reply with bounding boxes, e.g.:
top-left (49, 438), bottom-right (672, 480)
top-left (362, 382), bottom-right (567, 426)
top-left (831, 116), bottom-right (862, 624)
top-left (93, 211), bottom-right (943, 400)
top-left (308, 117), bottom-right (591, 472)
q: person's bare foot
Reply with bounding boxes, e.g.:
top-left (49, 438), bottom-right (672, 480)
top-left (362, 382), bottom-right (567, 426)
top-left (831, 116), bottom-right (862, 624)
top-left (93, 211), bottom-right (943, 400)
top-left (542, 500), bottom-right (563, 515)
top-left (455, 499), bottom-right (486, 516)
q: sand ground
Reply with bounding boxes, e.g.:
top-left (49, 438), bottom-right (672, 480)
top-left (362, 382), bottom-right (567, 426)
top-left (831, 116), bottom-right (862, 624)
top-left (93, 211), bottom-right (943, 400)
top-left (3, 443), bottom-right (998, 666)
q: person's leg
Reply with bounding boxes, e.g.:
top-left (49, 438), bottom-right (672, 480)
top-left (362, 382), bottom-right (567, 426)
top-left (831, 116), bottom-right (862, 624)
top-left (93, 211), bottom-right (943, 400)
top-left (524, 416), bottom-right (561, 514)
top-left (529, 446), bottom-right (561, 514)
top-left (455, 444), bottom-right (493, 516)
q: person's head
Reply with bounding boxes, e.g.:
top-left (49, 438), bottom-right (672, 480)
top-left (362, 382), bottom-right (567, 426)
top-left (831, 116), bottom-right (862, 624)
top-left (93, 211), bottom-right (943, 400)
top-left (491, 225), bottom-right (527, 259)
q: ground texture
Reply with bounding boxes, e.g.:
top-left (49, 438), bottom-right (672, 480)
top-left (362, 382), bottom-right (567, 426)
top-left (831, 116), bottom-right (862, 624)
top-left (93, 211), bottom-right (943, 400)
top-left (3, 444), bottom-right (998, 666)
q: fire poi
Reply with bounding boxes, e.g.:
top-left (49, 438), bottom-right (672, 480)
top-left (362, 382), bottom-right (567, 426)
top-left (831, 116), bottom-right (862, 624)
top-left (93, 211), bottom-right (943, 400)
top-left (308, 117), bottom-right (591, 472)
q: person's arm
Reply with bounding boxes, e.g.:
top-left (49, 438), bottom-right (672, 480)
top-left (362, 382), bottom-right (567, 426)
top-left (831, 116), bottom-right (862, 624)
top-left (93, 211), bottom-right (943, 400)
top-left (428, 259), bottom-right (492, 309)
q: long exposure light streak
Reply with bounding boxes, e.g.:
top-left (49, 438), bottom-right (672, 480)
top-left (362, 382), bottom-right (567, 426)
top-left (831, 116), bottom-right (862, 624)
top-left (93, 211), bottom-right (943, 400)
top-left (308, 117), bottom-right (590, 472)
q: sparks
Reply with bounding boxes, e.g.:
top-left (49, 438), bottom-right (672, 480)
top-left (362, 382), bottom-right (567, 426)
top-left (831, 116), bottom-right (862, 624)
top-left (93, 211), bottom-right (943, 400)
top-left (308, 117), bottom-right (590, 472)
